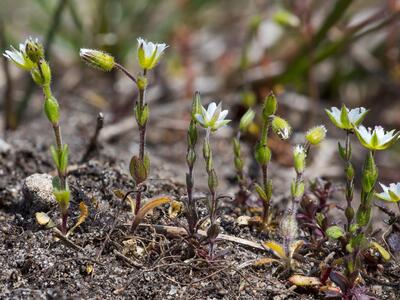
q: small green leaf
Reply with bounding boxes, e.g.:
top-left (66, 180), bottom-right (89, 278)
top-left (326, 225), bottom-right (345, 240)
top-left (50, 145), bottom-right (59, 169)
top-left (254, 183), bottom-right (268, 202)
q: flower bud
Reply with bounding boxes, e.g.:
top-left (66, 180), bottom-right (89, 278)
top-left (233, 138), bottom-right (240, 157)
top-left (271, 116), bottom-right (291, 140)
top-left (345, 164), bottom-right (355, 181)
top-left (191, 91), bottom-right (202, 119)
top-left (306, 125), bottom-right (327, 145)
top-left (255, 143), bottom-right (271, 166)
top-left (262, 93), bottom-right (277, 119)
top-left (293, 145), bottom-right (306, 173)
top-left (129, 155), bottom-right (148, 184)
top-left (239, 108), bottom-right (255, 132)
top-left (361, 151), bottom-right (377, 193)
top-left (79, 48), bottom-right (115, 72)
top-left (25, 37), bottom-right (44, 63)
top-left (187, 121), bottom-right (198, 147)
top-left (186, 148), bottom-right (196, 166)
top-left (44, 96), bottom-right (60, 124)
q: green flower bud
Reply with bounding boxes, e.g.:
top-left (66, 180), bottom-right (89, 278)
top-left (345, 164), bottom-right (355, 181)
top-left (361, 151), bottom-right (377, 193)
top-left (234, 157), bottom-right (243, 171)
top-left (25, 37), bottom-right (44, 63)
top-left (79, 48), bottom-right (115, 72)
top-left (186, 148), bottom-right (196, 166)
top-left (293, 145), bottom-right (306, 173)
top-left (255, 143), bottom-right (271, 166)
top-left (306, 125), bottom-right (327, 145)
top-left (345, 206), bottom-right (354, 223)
top-left (191, 91), bottom-right (202, 119)
top-left (44, 96), bottom-right (60, 124)
top-left (271, 116), bottom-right (291, 140)
top-left (262, 93), bottom-right (277, 119)
top-left (129, 155), bottom-right (149, 184)
top-left (187, 121), bottom-right (198, 147)
top-left (239, 108), bottom-right (255, 132)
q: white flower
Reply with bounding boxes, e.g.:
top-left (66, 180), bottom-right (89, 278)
top-left (355, 125), bottom-right (399, 150)
top-left (137, 37), bottom-right (168, 70)
top-left (195, 102), bottom-right (230, 131)
top-left (3, 40), bottom-right (36, 71)
top-left (376, 182), bottom-right (400, 202)
top-left (325, 105), bottom-right (368, 130)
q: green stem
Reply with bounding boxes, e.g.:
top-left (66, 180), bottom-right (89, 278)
top-left (344, 131), bottom-right (354, 230)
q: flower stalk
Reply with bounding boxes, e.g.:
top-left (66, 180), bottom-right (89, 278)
top-left (233, 108), bottom-right (255, 206)
top-left (254, 93), bottom-right (291, 226)
top-left (195, 101), bottom-right (230, 257)
top-left (184, 92), bottom-right (201, 236)
top-left (79, 39), bottom-right (167, 231)
top-left (4, 37), bottom-right (70, 234)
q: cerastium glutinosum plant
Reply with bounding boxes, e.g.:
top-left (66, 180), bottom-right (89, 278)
top-left (326, 105), bottom-right (368, 232)
top-left (254, 93), bottom-right (291, 228)
top-left (183, 92), bottom-right (202, 237)
top-left (264, 126), bottom-right (326, 270)
top-left (195, 101), bottom-right (230, 258)
top-left (4, 38), bottom-right (70, 234)
top-left (324, 107), bottom-right (399, 297)
top-left (80, 38), bottom-right (168, 230)
top-left (233, 108), bottom-right (255, 206)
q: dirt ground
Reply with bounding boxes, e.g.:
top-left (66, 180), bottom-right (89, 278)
top-left (1, 109), bottom-right (400, 300)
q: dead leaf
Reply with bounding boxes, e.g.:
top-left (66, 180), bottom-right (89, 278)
top-left (371, 241), bottom-right (391, 261)
top-left (113, 189), bottom-right (135, 214)
top-left (86, 264), bottom-right (94, 275)
top-left (289, 275), bottom-right (321, 286)
top-left (67, 201), bottom-right (89, 236)
top-left (168, 200), bottom-right (182, 219)
top-left (263, 240), bottom-right (286, 259)
top-left (131, 196), bottom-right (171, 231)
top-left (254, 257), bottom-right (281, 266)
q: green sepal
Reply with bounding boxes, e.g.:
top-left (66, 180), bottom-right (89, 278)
top-left (239, 108), bottom-right (255, 132)
top-left (262, 93), bottom-right (277, 119)
top-left (191, 92), bottom-right (202, 119)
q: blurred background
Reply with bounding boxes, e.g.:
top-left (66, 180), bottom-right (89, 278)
top-left (0, 0), bottom-right (400, 197)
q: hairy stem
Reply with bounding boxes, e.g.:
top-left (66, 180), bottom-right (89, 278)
top-left (344, 131), bottom-right (354, 230)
